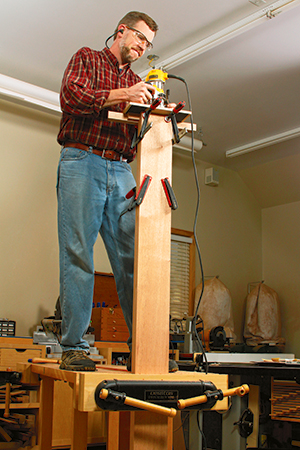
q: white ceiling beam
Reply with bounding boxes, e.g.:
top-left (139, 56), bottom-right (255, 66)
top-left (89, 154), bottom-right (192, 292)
top-left (138, 0), bottom-right (300, 78)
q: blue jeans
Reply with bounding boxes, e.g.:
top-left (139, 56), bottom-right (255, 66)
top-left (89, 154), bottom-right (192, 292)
top-left (57, 146), bottom-right (136, 352)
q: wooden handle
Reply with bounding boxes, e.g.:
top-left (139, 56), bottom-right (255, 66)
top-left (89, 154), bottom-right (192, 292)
top-left (4, 382), bottom-right (11, 418)
top-left (29, 357), bottom-right (60, 364)
top-left (100, 388), bottom-right (177, 418)
top-left (222, 384), bottom-right (249, 398)
top-left (178, 393), bottom-right (212, 410)
top-left (178, 384), bottom-right (250, 410)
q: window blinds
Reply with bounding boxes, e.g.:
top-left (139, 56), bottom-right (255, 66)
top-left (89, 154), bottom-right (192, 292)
top-left (170, 234), bottom-right (193, 320)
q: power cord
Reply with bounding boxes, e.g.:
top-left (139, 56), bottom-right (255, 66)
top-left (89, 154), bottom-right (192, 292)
top-left (197, 410), bottom-right (207, 450)
top-left (168, 74), bottom-right (208, 374)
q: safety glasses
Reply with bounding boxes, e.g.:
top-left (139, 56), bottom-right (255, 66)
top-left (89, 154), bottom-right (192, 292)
top-left (126, 26), bottom-right (153, 51)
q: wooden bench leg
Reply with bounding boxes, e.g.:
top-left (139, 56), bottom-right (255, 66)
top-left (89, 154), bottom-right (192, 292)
top-left (38, 376), bottom-right (54, 450)
top-left (107, 411), bottom-right (119, 450)
top-left (130, 411), bottom-right (173, 450)
top-left (71, 408), bottom-right (88, 450)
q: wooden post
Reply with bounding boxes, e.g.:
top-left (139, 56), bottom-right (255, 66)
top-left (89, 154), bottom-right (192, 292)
top-left (132, 113), bottom-right (173, 375)
top-left (130, 112), bottom-right (174, 449)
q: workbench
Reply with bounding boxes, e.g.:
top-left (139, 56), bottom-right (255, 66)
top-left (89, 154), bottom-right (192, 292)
top-left (19, 361), bottom-right (228, 450)
top-left (16, 102), bottom-right (229, 450)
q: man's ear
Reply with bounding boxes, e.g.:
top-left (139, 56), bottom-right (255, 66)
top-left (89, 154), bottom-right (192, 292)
top-left (118, 25), bottom-right (126, 35)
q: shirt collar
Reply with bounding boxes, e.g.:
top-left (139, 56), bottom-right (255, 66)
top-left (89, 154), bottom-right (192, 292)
top-left (102, 47), bottom-right (131, 73)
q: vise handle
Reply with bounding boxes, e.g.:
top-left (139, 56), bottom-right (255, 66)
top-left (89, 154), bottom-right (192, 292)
top-left (177, 384), bottom-right (249, 410)
top-left (99, 388), bottom-right (177, 418)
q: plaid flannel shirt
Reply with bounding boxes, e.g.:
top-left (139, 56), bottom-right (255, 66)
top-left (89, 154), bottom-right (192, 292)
top-left (57, 47), bottom-right (141, 162)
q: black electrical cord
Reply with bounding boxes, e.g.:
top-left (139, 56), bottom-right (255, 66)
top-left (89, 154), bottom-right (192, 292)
top-left (197, 410), bottom-right (207, 450)
top-left (168, 74), bottom-right (208, 374)
top-left (105, 29), bottom-right (123, 49)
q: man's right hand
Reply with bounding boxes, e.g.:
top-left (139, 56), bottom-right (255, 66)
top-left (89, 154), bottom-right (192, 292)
top-left (103, 81), bottom-right (156, 108)
top-left (126, 81), bottom-right (156, 104)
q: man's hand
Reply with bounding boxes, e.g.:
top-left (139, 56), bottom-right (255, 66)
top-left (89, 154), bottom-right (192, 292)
top-left (103, 82), bottom-right (155, 108)
top-left (126, 81), bottom-right (156, 104)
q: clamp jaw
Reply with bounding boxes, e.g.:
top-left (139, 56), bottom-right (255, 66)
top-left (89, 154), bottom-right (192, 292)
top-left (131, 98), bottom-right (162, 149)
top-left (165, 101), bottom-right (186, 144)
top-left (121, 175), bottom-right (152, 216)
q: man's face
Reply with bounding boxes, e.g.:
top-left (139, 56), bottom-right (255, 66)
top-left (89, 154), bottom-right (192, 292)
top-left (119, 20), bottom-right (155, 64)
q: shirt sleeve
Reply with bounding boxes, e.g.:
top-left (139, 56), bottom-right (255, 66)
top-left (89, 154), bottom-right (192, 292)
top-left (60, 47), bottom-right (110, 116)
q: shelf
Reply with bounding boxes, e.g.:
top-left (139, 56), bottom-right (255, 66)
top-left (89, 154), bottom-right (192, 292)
top-left (0, 402), bottom-right (39, 410)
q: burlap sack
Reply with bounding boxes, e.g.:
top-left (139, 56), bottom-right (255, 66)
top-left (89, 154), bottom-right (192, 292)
top-left (194, 277), bottom-right (236, 340)
top-left (243, 282), bottom-right (285, 346)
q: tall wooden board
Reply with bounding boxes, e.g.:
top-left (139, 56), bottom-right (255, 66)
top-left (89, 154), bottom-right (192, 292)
top-left (132, 114), bottom-right (173, 375)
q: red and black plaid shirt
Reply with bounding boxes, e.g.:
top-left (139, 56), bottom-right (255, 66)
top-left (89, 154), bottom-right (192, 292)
top-left (57, 47), bottom-right (141, 162)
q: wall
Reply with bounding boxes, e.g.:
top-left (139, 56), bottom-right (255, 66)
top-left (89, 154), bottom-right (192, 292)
top-left (0, 99), bottom-right (61, 335)
top-left (262, 201), bottom-right (300, 357)
top-left (172, 152), bottom-right (262, 341)
top-left (0, 100), bottom-right (262, 341)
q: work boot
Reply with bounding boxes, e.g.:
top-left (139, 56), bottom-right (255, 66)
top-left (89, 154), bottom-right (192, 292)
top-left (126, 354), bottom-right (178, 373)
top-left (169, 359), bottom-right (179, 372)
top-left (60, 350), bottom-right (96, 371)
top-left (41, 318), bottom-right (62, 343)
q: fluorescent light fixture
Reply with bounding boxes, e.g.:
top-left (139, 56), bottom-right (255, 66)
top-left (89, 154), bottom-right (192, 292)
top-left (173, 136), bottom-right (203, 153)
top-left (138, 0), bottom-right (300, 78)
top-left (0, 74), bottom-right (60, 114)
top-left (249, 0), bottom-right (267, 6)
top-left (226, 126), bottom-right (300, 158)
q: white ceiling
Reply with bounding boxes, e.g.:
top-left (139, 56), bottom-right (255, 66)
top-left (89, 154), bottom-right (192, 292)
top-left (1, 0), bottom-right (300, 208)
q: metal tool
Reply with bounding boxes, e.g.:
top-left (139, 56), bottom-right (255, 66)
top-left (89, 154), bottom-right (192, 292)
top-left (145, 67), bottom-right (169, 103)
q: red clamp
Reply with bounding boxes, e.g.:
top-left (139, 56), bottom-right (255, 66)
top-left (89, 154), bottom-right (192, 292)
top-left (161, 178), bottom-right (178, 210)
top-left (165, 101), bottom-right (186, 144)
top-left (121, 175), bottom-right (152, 216)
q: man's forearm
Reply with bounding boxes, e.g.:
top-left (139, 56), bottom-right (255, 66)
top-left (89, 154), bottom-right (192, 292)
top-left (103, 88), bottom-right (130, 108)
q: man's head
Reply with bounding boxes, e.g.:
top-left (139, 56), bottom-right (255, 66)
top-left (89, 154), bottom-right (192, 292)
top-left (112, 11), bottom-right (158, 65)
top-left (114, 11), bottom-right (158, 37)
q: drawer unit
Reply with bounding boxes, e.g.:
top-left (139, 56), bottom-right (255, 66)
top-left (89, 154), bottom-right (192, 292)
top-left (91, 307), bottom-right (129, 342)
top-left (0, 320), bottom-right (15, 336)
top-left (0, 343), bottom-right (46, 370)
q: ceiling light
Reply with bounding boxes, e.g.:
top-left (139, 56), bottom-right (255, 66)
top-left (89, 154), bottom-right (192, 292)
top-left (173, 136), bottom-right (203, 153)
top-left (249, 0), bottom-right (267, 6)
top-left (226, 126), bottom-right (300, 158)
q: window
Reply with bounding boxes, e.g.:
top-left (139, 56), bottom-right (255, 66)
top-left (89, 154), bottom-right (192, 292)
top-left (170, 229), bottom-right (195, 321)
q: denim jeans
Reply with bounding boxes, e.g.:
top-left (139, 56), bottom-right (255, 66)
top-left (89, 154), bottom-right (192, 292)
top-left (57, 146), bottom-right (136, 352)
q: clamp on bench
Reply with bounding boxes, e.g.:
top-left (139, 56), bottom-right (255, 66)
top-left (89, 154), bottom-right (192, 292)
top-left (99, 388), bottom-right (177, 418)
top-left (131, 98), bottom-right (162, 149)
top-left (95, 379), bottom-right (249, 417)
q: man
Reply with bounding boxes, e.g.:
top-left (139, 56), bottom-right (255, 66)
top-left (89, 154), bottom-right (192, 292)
top-left (57, 11), bottom-right (178, 372)
top-left (56, 11), bottom-right (157, 371)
